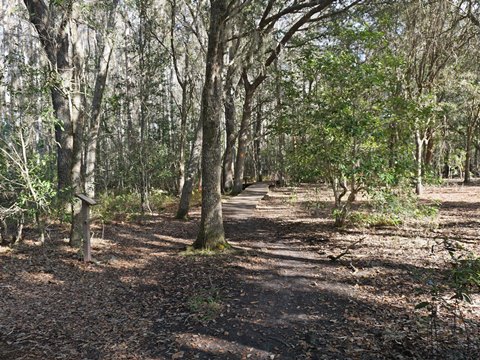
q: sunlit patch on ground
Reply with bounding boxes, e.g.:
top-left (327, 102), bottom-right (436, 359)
top-left (175, 332), bottom-right (278, 359)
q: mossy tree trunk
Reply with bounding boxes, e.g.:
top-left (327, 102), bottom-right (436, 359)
top-left (193, 0), bottom-right (228, 250)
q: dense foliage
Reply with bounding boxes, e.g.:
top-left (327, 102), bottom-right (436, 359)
top-left (0, 0), bottom-right (479, 235)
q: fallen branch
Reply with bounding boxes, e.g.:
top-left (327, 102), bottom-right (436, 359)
top-left (328, 236), bottom-right (367, 262)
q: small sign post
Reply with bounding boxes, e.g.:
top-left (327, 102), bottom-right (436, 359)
top-left (75, 194), bottom-right (97, 263)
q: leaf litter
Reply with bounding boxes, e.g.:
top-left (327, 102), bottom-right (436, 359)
top-left (0, 181), bottom-right (479, 359)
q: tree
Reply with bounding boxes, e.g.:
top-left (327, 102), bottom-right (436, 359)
top-left (193, 0), bottom-right (229, 250)
top-left (174, 0), bottom-right (208, 218)
top-left (84, 0), bottom-right (120, 198)
top-left (23, 0), bottom-right (119, 247)
top-left (222, 28), bottom-right (240, 193)
top-left (23, 0), bottom-right (86, 246)
top-left (443, 67), bottom-right (480, 183)
top-left (231, 0), bottom-right (361, 194)
top-left (398, 0), bottom-right (473, 194)
top-left (278, 18), bottom-right (409, 226)
top-left (176, 121), bottom-right (202, 219)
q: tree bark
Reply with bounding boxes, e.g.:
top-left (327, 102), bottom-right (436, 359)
top-left (443, 144), bottom-right (451, 178)
top-left (176, 121), bottom-right (202, 219)
top-left (23, 0), bottom-right (88, 247)
top-left (465, 125), bottom-right (473, 184)
top-left (223, 82), bottom-right (237, 193)
top-left (415, 130), bottom-right (423, 195)
top-left (85, 0), bottom-right (119, 199)
top-left (30, 1), bottom-right (76, 196)
top-left (424, 133), bottom-right (434, 168)
top-left (475, 142), bottom-right (479, 176)
top-left (138, 1), bottom-right (151, 214)
top-left (177, 82), bottom-right (188, 195)
top-left (170, 2), bottom-right (191, 196)
top-left (275, 62), bottom-right (286, 187)
top-left (193, 0), bottom-right (227, 250)
top-left (232, 82), bottom-right (254, 195)
top-left (254, 99), bottom-right (263, 182)
top-left (222, 34), bottom-right (239, 193)
top-left (68, 4), bottom-right (88, 248)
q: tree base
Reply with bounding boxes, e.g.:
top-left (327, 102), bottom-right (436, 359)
top-left (182, 242), bottom-right (232, 256)
top-left (192, 236), bottom-right (229, 251)
top-left (175, 209), bottom-right (188, 220)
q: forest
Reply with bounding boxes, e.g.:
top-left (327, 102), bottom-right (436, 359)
top-left (1, 0), bottom-right (480, 359)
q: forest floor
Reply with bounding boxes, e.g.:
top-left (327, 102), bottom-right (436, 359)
top-left (1, 181), bottom-right (480, 360)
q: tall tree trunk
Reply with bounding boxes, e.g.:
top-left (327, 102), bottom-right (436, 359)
top-left (138, 2), bottom-right (151, 214)
top-left (69, 4), bottom-right (88, 248)
top-left (52, 87), bottom-right (74, 196)
top-left (443, 143), bottom-right (451, 178)
top-left (465, 125), bottom-right (473, 184)
top-left (424, 128), bottom-right (434, 169)
top-left (275, 63), bottom-right (286, 187)
top-left (474, 142), bottom-right (479, 176)
top-left (85, 0), bottom-right (119, 199)
top-left (223, 69), bottom-right (236, 193)
top-left (222, 34), bottom-right (239, 193)
top-left (24, 0), bottom-right (75, 197)
top-left (176, 121), bottom-right (202, 219)
top-left (415, 130), bottom-right (423, 195)
top-left (232, 84), bottom-right (254, 195)
top-left (193, 0), bottom-right (227, 250)
top-left (70, 87), bottom-right (85, 247)
top-left (170, 0), bottom-right (191, 196)
top-left (23, 0), bottom-right (89, 247)
top-left (278, 134), bottom-right (286, 186)
top-left (254, 99), bottom-right (263, 182)
top-left (177, 82), bottom-right (188, 195)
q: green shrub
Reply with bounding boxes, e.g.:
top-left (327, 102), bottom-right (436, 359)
top-left (94, 192), bottom-right (141, 222)
top-left (349, 186), bottom-right (439, 227)
top-left (450, 256), bottom-right (480, 303)
top-left (94, 189), bottom-right (177, 222)
top-left (149, 189), bottom-right (175, 212)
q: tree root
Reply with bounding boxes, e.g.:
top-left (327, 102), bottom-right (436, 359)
top-left (328, 236), bottom-right (367, 261)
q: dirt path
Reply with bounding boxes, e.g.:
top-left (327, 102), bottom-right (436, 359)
top-left (222, 183), bottom-right (270, 220)
top-left (217, 186), bottom-right (351, 358)
top-left (181, 183), bottom-right (480, 359)
top-left (1, 183), bottom-right (479, 359)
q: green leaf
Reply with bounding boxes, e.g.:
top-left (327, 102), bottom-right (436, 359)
top-left (415, 301), bottom-right (430, 309)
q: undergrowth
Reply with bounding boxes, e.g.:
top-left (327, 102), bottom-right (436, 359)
top-left (93, 189), bottom-right (175, 222)
top-left (414, 245), bottom-right (480, 356)
top-left (187, 286), bottom-right (223, 322)
top-left (349, 187), bottom-right (439, 227)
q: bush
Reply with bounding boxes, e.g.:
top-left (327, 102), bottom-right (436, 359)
top-left (94, 190), bottom-right (176, 222)
top-left (349, 211), bottom-right (402, 227)
top-left (0, 147), bottom-right (56, 242)
top-left (94, 193), bottom-right (141, 222)
top-left (349, 186), bottom-right (439, 227)
top-left (450, 255), bottom-right (480, 303)
top-left (150, 189), bottom-right (176, 212)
